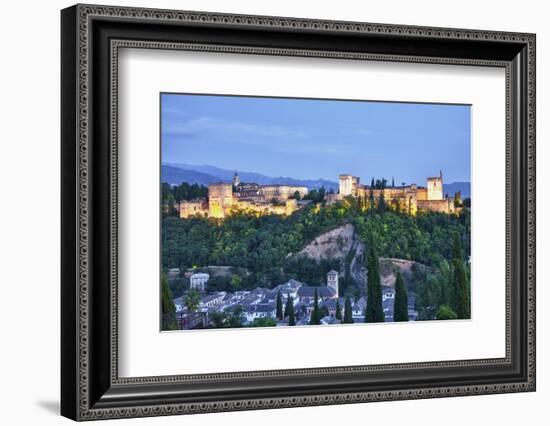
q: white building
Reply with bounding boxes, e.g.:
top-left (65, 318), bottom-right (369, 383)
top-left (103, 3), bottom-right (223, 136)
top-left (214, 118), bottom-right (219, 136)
top-left (382, 287), bottom-right (395, 302)
top-left (327, 270), bottom-right (339, 298)
top-left (190, 272), bottom-right (209, 292)
top-left (352, 297), bottom-right (367, 319)
top-left (339, 174), bottom-right (360, 197)
top-left (200, 292), bottom-right (226, 308)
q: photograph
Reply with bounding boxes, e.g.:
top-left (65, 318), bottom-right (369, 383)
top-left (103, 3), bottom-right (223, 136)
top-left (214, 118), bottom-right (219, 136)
top-left (56, 3), bottom-right (536, 421)
top-left (160, 93), bottom-right (472, 331)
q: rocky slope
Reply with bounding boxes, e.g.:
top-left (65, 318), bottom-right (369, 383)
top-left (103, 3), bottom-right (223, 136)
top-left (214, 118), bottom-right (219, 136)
top-left (296, 223), bottom-right (430, 292)
top-left (379, 258), bottom-right (431, 292)
top-left (297, 223), bottom-right (366, 286)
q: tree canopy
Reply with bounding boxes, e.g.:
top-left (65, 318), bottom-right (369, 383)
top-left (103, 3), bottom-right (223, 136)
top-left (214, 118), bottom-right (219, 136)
top-left (163, 202), bottom-right (471, 294)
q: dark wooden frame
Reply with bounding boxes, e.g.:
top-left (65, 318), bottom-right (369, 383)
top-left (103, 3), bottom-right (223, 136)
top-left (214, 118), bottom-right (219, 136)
top-left (61, 3), bottom-right (536, 421)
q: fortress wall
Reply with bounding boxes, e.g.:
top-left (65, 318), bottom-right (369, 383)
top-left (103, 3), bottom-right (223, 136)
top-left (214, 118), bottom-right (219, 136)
top-left (417, 199), bottom-right (453, 213)
top-left (416, 188), bottom-right (428, 201)
top-left (179, 200), bottom-right (207, 218)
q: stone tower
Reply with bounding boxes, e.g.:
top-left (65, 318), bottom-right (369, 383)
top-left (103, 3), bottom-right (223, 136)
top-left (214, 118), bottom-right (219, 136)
top-left (208, 183), bottom-right (234, 218)
top-left (427, 170), bottom-right (443, 201)
top-left (327, 270), bottom-right (339, 298)
top-left (339, 174), bottom-right (360, 197)
top-left (232, 172), bottom-right (240, 188)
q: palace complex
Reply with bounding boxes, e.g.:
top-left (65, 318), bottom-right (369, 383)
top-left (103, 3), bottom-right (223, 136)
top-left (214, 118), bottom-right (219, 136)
top-left (178, 171), bottom-right (459, 219)
top-left (179, 173), bottom-right (309, 219)
top-left (328, 171), bottom-right (457, 215)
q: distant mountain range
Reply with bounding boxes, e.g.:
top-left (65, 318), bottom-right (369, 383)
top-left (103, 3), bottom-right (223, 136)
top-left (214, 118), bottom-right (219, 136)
top-left (443, 182), bottom-right (470, 198)
top-left (162, 163), bottom-right (339, 191)
top-left (162, 165), bottom-right (222, 186)
top-left (162, 163), bottom-right (470, 197)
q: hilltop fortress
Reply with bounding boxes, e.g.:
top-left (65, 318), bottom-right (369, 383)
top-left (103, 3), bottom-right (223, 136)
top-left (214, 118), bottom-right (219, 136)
top-left (179, 171), bottom-right (459, 219)
top-left (331, 171), bottom-right (457, 215)
top-left (180, 173), bottom-right (309, 219)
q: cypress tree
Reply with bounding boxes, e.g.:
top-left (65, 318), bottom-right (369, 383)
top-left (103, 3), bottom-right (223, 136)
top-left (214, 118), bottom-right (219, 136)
top-left (392, 176), bottom-right (395, 187)
top-left (335, 299), bottom-right (342, 320)
top-left (365, 246), bottom-right (385, 322)
top-left (310, 288), bottom-right (321, 325)
top-left (286, 296), bottom-right (296, 326)
top-left (369, 189), bottom-right (375, 211)
top-left (393, 271), bottom-right (409, 322)
top-left (343, 296), bottom-right (353, 324)
top-left (276, 291), bottom-right (284, 320)
top-left (377, 190), bottom-right (386, 213)
top-left (161, 274), bottom-right (178, 330)
top-left (451, 233), bottom-right (470, 319)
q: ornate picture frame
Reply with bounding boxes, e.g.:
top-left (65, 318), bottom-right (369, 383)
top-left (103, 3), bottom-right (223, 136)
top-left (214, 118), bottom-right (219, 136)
top-left (61, 4), bottom-right (536, 421)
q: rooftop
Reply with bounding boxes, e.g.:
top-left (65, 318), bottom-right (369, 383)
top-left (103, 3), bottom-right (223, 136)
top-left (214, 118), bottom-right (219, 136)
top-left (297, 286), bottom-right (336, 298)
top-left (191, 272), bottom-right (210, 279)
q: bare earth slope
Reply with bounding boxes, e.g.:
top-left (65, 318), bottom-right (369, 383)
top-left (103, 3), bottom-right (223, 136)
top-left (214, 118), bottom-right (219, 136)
top-left (296, 223), bottom-right (430, 292)
top-left (297, 223), bottom-right (366, 285)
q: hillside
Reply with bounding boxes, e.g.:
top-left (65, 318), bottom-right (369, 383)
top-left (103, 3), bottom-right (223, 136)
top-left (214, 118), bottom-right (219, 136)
top-left (296, 223), bottom-right (366, 285)
top-left (379, 258), bottom-right (431, 293)
top-left (293, 223), bottom-right (430, 292)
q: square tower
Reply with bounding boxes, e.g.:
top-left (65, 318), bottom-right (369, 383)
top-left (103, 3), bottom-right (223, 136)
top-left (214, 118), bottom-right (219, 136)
top-left (208, 183), bottom-right (234, 218)
top-left (327, 270), bottom-right (339, 298)
top-left (427, 171), bottom-right (443, 201)
top-left (339, 175), bottom-right (360, 197)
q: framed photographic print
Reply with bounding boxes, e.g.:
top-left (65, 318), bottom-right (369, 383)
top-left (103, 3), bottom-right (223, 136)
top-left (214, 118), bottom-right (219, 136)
top-left (61, 4), bottom-right (536, 421)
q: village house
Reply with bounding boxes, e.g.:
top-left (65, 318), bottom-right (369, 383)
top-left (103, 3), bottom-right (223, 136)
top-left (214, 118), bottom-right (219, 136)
top-left (190, 272), bottom-right (209, 292)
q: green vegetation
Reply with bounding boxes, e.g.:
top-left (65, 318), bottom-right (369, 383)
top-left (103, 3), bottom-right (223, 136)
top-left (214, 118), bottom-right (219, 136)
top-left (249, 317), bottom-right (277, 327)
top-left (343, 296), bottom-right (354, 324)
top-left (208, 306), bottom-right (244, 328)
top-left (365, 246), bottom-right (384, 323)
top-left (167, 276), bottom-right (187, 299)
top-left (451, 232), bottom-right (470, 319)
top-left (284, 256), bottom-right (340, 286)
top-left (161, 274), bottom-right (178, 330)
top-left (335, 299), bottom-right (342, 321)
top-left (286, 296), bottom-right (296, 326)
top-left (162, 182), bottom-right (208, 203)
top-left (163, 201), bottom-right (470, 292)
top-left (276, 292), bottom-right (284, 320)
top-left (310, 289), bottom-right (321, 325)
top-left (303, 186), bottom-right (326, 203)
top-left (162, 196), bottom-right (471, 322)
top-left (393, 271), bottom-right (409, 322)
top-left (161, 182), bottom-right (208, 217)
top-left (436, 305), bottom-right (458, 320)
top-left (414, 233), bottom-right (470, 321)
top-left (184, 289), bottom-right (200, 313)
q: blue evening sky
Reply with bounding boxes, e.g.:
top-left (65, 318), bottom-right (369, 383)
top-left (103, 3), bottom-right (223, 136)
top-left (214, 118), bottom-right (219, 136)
top-left (161, 93), bottom-right (471, 184)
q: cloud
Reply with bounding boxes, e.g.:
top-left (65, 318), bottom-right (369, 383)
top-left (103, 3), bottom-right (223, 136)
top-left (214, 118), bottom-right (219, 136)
top-left (163, 116), bottom-right (383, 160)
top-left (163, 116), bottom-right (313, 144)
